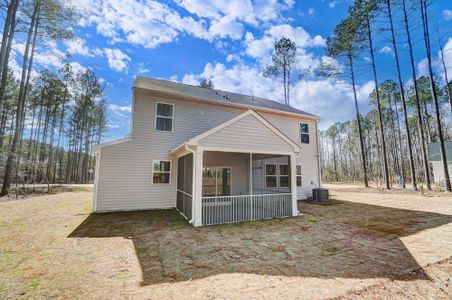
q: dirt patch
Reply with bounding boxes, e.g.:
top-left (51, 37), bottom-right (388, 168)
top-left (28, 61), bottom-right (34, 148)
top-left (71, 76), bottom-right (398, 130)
top-left (0, 185), bottom-right (451, 299)
top-left (335, 257), bottom-right (452, 299)
top-left (0, 184), bottom-right (93, 202)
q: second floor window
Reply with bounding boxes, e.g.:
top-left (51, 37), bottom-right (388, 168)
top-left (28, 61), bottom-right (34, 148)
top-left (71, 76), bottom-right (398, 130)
top-left (300, 123), bottom-right (309, 144)
top-left (155, 102), bottom-right (173, 131)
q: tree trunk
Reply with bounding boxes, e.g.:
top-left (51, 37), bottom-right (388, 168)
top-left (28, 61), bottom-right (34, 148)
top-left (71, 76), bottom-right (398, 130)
top-left (366, 13), bottom-right (390, 189)
top-left (0, 0), bottom-right (18, 111)
top-left (402, 0), bottom-right (431, 190)
top-left (349, 53), bottom-right (368, 187)
top-left (1, 1), bottom-right (41, 196)
top-left (387, 0), bottom-right (416, 190)
top-left (420, 0), bottom-right (451, 192)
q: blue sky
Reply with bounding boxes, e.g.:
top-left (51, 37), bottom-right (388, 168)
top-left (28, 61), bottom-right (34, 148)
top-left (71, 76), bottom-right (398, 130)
top-left (10, 0), bottom-right (452, 142)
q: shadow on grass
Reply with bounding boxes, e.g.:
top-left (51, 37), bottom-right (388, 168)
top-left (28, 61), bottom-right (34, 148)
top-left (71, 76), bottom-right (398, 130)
top-left (68, 200), bottom-right (452, 286)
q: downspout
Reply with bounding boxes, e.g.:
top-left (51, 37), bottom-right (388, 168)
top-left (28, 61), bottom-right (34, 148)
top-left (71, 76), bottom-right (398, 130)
top-left (185, 144), bottom-right (196, 224)
top-left (92, 149), bottom-right (101, 212)
top-left (315, 120), bottom-right (322, 188)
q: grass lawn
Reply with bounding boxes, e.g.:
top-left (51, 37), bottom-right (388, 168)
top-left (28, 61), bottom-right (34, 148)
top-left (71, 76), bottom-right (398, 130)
top-left (0, 184), bottom-right (451, 299)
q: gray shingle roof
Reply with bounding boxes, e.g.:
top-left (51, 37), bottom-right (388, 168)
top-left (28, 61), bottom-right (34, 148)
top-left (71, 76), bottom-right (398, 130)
top-left (133, 77), bottom-right (318, 119)
top-left (428, 142), bottom-right (452, 161)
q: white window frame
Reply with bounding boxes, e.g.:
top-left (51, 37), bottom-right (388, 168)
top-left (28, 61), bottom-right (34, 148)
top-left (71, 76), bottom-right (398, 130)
top-left (152, 160), bottom-right (171, 184)
top-left (296, 165), bottom-right (302, 187)
top-left (278, 163), bottom-right (289, 188)
top-left (155, 102), bottom-right (174, 132)
top-left (299, 122), bottom-right (309, 144)
top-left (265, 163), bottom-right (278, 188)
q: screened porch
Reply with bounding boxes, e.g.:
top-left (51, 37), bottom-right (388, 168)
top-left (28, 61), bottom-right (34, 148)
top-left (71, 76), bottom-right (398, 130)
top-left (176, 150), bottom-right (297, 226)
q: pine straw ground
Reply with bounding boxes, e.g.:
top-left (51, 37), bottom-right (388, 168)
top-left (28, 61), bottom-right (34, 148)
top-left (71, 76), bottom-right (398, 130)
top-left (0, 184), bottom-right (451, 299)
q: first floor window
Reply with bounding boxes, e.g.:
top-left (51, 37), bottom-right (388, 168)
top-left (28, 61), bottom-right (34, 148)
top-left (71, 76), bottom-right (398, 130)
top-left (296, 165), bottom-right (302, 187)
top-left (152, 160), bottom-right (171, 183)
top-left (300, 123), bottom-right (309, 144)
top-left (265, 164), bottom-right (277, 188)
top-left (279, 164), bottom-right (289, 187)
top-left (155, 102), bottom-right (174, 131)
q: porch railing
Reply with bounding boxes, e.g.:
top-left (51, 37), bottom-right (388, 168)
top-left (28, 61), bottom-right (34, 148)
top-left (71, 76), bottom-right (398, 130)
top-left (177, 189), bottom-right (192, 220)
top-left (201, 193), bottom-right (292, 225)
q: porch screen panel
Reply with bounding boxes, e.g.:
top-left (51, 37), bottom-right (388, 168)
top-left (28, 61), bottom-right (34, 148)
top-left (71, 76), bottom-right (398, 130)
top-left (177, 153), bottom-right (193, 219)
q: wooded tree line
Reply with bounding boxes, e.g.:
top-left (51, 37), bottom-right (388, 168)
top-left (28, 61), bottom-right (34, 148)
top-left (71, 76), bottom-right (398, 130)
top-left (322, 0), bottom-right (451, 191)
top-left (0, 0), bottom-right (106, 196)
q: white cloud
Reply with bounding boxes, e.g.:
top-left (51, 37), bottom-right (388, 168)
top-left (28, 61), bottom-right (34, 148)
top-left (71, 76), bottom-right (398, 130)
top-left (108, 104), bottom-right (132, 113)
top-left (209, 16), bottom-right (244, 40)
top-left (226, 54), bottom-right (243, 63)
top-left (329, 1), bottom-right (339, 9)
top-left (291, 79), bottom-right (374, 129)
top-left (179, 61), bottom-right (374, 129)
top-left (443, 9), bottom-right (452, 21)
top-left (70, 0), bottom-right (209, 49)
top-left (64, 37), bottom-right (103, 57)
top-left (10, 40), bottom-right (87, 79)
top-left (379, 45), bottom-right (393, 55)
top-left (70, 0), bottom-right (295, 47)
top-left (104, 48), bottom-right (131, 72)
top-left (68, 62), bottom-right (87, 74)
top-left (245, 24), bottom-right (325, 62)
top-left (108, 104), bottom-right (132, 121)
top-left (106, 103), bottom-right (132, 137)
top-left (417, 38), bottom-right (452, 83)
top-left (308, 8), bottom-right (315, 16)
top-left (169, 75), bottom-right (179, 82)
top-left (136, 63), bottom-right (150, 75)
top-left (175, 0), bottom-right (294, 27)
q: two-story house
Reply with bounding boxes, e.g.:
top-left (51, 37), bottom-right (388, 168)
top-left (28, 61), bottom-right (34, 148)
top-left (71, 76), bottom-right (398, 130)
top-left (93, 77), bottom-right (321, 226)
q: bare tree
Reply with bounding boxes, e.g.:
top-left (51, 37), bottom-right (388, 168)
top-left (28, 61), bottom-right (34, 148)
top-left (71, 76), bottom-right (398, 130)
top-left (419, 0), bottom-right (451, 192)
top-left (263, 37), bottom-right (298, 105)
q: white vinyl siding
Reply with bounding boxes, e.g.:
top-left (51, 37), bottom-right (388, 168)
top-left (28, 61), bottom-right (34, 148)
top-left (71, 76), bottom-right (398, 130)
top-left (262, 114), bottom-right (319, 199)
top-left (198, 114), bottom-right (294, 153)
top-left (95, 90), bottom-right (319, 211)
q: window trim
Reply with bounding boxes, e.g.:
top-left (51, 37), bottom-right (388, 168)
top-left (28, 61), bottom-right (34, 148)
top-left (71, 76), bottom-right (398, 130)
top-left (152, 159), bottom-right (172, 184)
top-left (299, 122), bottom-right (309, 144)
top-left (296, 165), bottom-right (302, 187)
top-left (264, 163), bottom-right (278, 188)
top-left (155, 102), bottom-right (174, 132)
top-left (278, 163), bottom-right (289, 188)
top-left (265, 163), bottom-right (290, 188)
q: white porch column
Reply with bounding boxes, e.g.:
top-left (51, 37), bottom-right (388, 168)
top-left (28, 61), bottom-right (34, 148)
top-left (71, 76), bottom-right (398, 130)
top-left (193, 148), bottom-right (204, 227)
top-left (249, 153), bottom-right (253, 194)
top-left (290, 154), bottom-right (298, 216)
